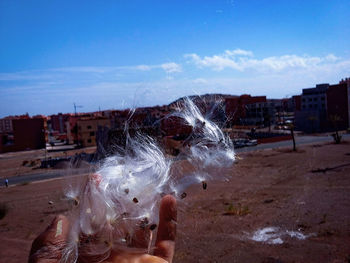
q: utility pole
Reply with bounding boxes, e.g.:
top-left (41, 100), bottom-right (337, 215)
top-left (74, 103), bottom-right (83, 115)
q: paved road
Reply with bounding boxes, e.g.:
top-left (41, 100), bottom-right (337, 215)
top-left (2, 134), bottom-right (349, 187)
top-left (2, 168), bottom-right (91, 187)
top-left (235, 134), bottom-right (350, 153)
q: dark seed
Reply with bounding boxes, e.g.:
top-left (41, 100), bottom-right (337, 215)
top-left (140, 217), bottom-right (149, 229)
top-left (133, 197), bottom-right (138, 203)
top-left (181, 192), bottom-right (187, 199)
top-left (124, 188), bottom-right (129, 194)
top-left (202, 181), bottom-right (207, 190)
top-left (122, 212), bottom-right (129, 217)
top-left (149, 224), bottom-right (157, 230)
top-left (74, 198), bottom-right (79, 206)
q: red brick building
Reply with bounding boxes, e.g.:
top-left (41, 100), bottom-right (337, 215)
top-left (0, 117), bottom-right (46, 153)
top-left (326, 82), bottom-right (349, 130)
top-left (50, 113), bottom-right (71, 133)
top-left (225, 95), bottom-right (267, 126)
top-left (292, 95), bottom-right (302, 111)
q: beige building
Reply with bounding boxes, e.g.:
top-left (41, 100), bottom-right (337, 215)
top-left (76, 117), bottom-right (111, 147)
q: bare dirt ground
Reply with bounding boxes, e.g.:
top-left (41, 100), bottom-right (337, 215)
top-left (0, 141), bottom-right (350, 262)
top-left (0, 146), bottom-right (96, 179)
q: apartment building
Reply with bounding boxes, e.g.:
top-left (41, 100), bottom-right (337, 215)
top-left (76, 117), bottom-right (111, 147)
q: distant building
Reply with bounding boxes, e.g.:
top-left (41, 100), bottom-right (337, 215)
top-left (0, 117), bottom-right (46, 153)
top-left (326, 81), bottom-right (350, 130)
top-left (301, 84), bottom-right (329, 111)
top-left (0, 118), bottom-right (13, 133)
top-left (291, 95), bottom-right (302, 112)
top-left (225, 95), bottom-right (267, 126)
top-left (50, 113), bottom-right (71, 133)
top-left (66, 114), bottom-right (92, 144)
top-left (76, 117), bottom-right (111, 147)
top-left (295, 84), bottom-right (329, 132)
top-left (245, 99), bottom-right (286, 126)
top-left (295, 80), bottom-right (350, 132)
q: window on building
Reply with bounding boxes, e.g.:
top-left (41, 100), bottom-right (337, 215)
top-left (313, 98), bottom-right (317, 101)
top-left (314, 104), bottom-right (318, 108)
top-left (309, 104), bottom-right (313, 109)
top-left (322, 103), bottom-right (325, 108)
top-left (87, 125), bottom-right (92, 129)
top-left (87, 139), bottom-right (92, 143)
top-left (302, 98), bottom-right (305, 102)
top-left (308, 98), bottom-right (312, 102)
top-left (321, 97), bottom-right (325, 101)
top-left (90, 131), bottom-right (95, 136)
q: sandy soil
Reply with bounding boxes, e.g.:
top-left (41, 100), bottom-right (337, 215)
top-left (0, 146), bottom-right (96, 179)
top-left (0, 141), bottom-right (350, 262)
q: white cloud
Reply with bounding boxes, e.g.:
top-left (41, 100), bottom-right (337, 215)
top-left (225, 49), bottom-right (253, 57)
top-left (50, 66), bottom-right (115, 73)
top-left (184, 49), bottom-right (349, 73)
top-left (0, 62), bottom-right (182, 81)
top-left (134, 65), bottom-right (152, 71)
top-left (160, 62), bottom-right (182, 73)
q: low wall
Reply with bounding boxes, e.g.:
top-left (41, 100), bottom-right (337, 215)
top-left (257, 135), bottom-right (292, 144)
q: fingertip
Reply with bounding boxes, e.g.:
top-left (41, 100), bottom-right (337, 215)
top-left (159, 195), bottom-right (177, 222)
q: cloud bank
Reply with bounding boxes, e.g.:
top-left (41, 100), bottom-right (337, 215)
top-left (1, 49), bottom-right (349, 117)
top-left (184, 49), bottom-right (349, 73)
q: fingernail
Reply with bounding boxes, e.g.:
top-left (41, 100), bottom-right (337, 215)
top-left (55, 219), bottom-right (63, 237)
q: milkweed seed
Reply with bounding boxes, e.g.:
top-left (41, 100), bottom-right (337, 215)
top-left (140, 217), bottom-right (149, 229)
top-left (202, 181), bottom-right (207, 190)
top-left (149, 224), bottom-right (157, 230)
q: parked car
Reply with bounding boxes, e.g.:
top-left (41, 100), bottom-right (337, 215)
top-left (233, 138), bottom-right (258, 148)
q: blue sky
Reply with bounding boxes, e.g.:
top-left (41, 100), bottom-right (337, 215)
top-left (1, 0), bottom-right (349, 117)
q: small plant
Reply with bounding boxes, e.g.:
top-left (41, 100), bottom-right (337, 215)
top-left (223, 203), bottom-right (250, 216)
top-left (290, 125), bottom-right (296, 151)
top-left (332, 132), bottom-right (342, 144)
top-left (329, 114), bottom-right (342, 144)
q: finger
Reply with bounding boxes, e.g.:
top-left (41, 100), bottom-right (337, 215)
top-left (29, 215), bottom-right (69, 262)
top-left (109, 253), bottom-right (168, 263)
top-left (154, 195), bottom-right (177, 263)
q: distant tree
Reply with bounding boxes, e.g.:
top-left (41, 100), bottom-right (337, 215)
top-left (290, 125), bottom-right (296, 151)
top-left (263, 112), bottom-right (272, 133)
top-left (329, 114), bottom-right (342, 144)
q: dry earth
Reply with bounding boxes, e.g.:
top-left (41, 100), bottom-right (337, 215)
top-left (0, 141), bottom-right (350, 262)
top-left (0, 146), bottom-right (96, 179)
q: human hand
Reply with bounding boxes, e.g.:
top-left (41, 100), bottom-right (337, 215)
top-left (29, 195), bottom-right (177, 263)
